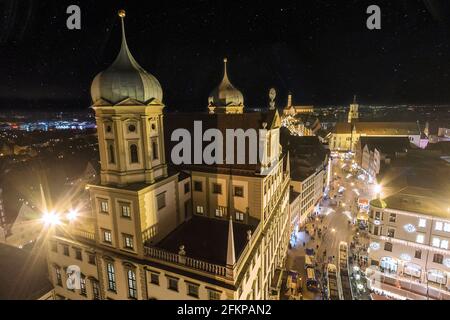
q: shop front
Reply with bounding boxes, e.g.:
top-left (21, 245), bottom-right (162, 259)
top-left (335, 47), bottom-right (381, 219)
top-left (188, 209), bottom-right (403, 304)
top-left (403, 263), bottom-right (422, 279)
top-left (380, 256), bottom-right (398, 274)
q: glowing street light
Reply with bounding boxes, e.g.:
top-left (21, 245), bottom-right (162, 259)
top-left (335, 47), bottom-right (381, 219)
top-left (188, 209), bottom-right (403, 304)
top-left (42, 211), bottom-right (61, 226)
top-left (374, 184), bottom-right (382, 195)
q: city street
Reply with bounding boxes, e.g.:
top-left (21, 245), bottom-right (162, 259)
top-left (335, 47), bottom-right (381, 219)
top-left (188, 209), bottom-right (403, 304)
top-left (286, 153), bottom-right (376, 300)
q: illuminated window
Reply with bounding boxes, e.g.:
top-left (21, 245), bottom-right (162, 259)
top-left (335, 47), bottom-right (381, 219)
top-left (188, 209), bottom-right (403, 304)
top-left (235, 211), bottom-right (244, 221)
top-left (432, 237), bottom-right (441, 248)
top-left (440, 240), bottom-right (449, 249)
top-left (106, 263), bottom-right (116, 292)
top-left (127, 270), bottom-right (137, 299)
top-left (196, 205), bottom-right (204, 214)
top-left (80, 276), bottom-right (87, 296)
top-left (215, 207), bottom-right (226, 217)
top-left (123, 234), bottom-right (134, 250)
top-left (103, 229), bottom-right (112, 243)
top-left (416, 234), bottom-right (425, 244)
top-left (99, 200), bottom-right (109, 213)
top-left (91, 279), bottom-right (100, 300)
top-left (444, 223), bottom-right (450, 232)
top-left (418, 218), bottom-right (426, 228)
top-left (121, 204), bottom-right (131, 218)
top-left (435, 221), bottom-right (443, 231)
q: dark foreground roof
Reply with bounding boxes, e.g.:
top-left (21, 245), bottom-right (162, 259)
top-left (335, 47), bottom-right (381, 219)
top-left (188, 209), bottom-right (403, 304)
top-left (0, 244), bottom-right (52, 300)
top-left (359, 136), bottom-right (411, 155)
top-left (153, 216), bottom-right (258, 266)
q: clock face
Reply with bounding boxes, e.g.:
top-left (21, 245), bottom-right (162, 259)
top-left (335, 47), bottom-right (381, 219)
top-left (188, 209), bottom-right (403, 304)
top-left (269, 88), bottom-right (276, 100)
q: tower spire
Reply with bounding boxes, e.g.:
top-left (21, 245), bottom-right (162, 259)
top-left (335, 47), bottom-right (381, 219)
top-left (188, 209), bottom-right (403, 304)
top-left (353, 94), bottom-right (357, 104)
top-left (223, 57), bottom-right (230, 83)
top-left (226, 215), bottom-right (236, 267)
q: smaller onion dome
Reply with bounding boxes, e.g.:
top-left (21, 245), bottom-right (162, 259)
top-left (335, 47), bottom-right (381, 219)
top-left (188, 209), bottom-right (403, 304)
top-left (208, 58), bottom-right (244, 107)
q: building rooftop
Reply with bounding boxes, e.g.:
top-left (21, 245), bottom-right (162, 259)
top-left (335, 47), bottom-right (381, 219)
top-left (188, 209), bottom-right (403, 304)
top-left (333, 122), bottom-right (420, 135)
top-left (0, 244), bottom-right (52, 299)
top-left (359, 136), bottom-right (412, 155)
top-left (152, 216), bottom-right (258, 266)
top-left (375, 187), bottom-right (450, 219)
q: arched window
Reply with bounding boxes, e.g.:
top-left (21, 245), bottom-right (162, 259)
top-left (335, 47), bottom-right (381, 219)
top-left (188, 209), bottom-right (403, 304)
top-left (130, 144), bottom-right (139, 163)
top-left (109, 144), bottom-right (115, 164)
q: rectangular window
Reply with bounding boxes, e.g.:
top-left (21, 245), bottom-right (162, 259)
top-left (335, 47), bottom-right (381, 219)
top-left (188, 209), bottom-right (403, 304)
top-left (212, 183), bottom-right (222, 194)
top-left (194, 181), bottom-right (203, 192)
top-left (88, 254), bottom-right (96, 265)
top-left (416, 234), bottom-right (425, 244)
top-left (389, 213), bottom-right (396, 223)
top-left (233, 186), bottom-right (244, 197)
top-left (184, 182), bottom-right (190, 194)
top-left (51, 241), bottom-right (58, 253)
top-left (208, 289), bottom-right (221, 300)
top-left (150, 273), bottom-right (159, 285)
top-left (157, 192), bottom-right (166, 210)
top-left (99, 200), bottom-right (109, 213)
top-left (127, 270), bottom-right (137, 299)
top-left (75, 248), bottom-right (82, 261)
top-left (432, 237), bottom-right (441, 248)
top-left (387, 228), bottom-right (395, 238)
top-left (414, 250), bottom-right (422, 259)
top-left (418, 218), bottom-right (426, 228)
top-left (152, 141), bottom-right (159, 160)
top-left (196, 205), bottom-right (204, 214)
top-left (92, 280), bottom-right (100, 300)
top-left (444, 223), bottom-right (450, 232)
top-left (106, 263), bottom-right (116, 292)
top-left (121, 204), bottom-right (131, 218)
top-left (186, 282), bottom-right (199, 298)
top-left (167, 277), bottom-right (178, 292)
top-left (80, 277), bottom-right (87, 296)
top-left (55, 267), bottom-right (62, 286)
top-left (235, 211), bottom-right (244, 221)
top-left (384, 242), bottom-right (393, 252)
top-left (103, 229), bottom-right (112, 244)
top-left (123, 234), bottom-right (134, 250)
top-left (63, 245), bottom-right (69, 257)
top-left (433, 254), bottom-right (444, 264)
top-left (440, 239), bottom-right (449, 249)
top-left (435, 221), bottom-right (443, 231)
top-left (215, 207), bottom-right (226, 218)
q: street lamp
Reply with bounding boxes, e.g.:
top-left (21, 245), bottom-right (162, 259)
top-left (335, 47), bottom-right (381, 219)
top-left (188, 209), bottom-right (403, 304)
top-left (42, 211), bottom-right (61, 226)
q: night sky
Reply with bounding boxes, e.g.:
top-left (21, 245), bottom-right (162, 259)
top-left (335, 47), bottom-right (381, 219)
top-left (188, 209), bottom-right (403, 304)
top-left (1, 0), bottom-right (450, 111)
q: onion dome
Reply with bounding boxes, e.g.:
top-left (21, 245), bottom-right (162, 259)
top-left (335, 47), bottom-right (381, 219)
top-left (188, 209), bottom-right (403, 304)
top-left (90, 10), bottom-right (163, 105)
top-left (208, 58), bottom-right (244, 107)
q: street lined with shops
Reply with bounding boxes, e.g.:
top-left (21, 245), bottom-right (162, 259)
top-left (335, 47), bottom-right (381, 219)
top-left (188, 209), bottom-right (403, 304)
top-left (285, 153), bottom-right (374, 300)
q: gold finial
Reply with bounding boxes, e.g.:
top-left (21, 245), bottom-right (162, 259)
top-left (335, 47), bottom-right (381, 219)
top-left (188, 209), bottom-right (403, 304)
top-left (118, 9), bottom-right (126, 18)
top-left (223, 57), bottom-right (228, 63)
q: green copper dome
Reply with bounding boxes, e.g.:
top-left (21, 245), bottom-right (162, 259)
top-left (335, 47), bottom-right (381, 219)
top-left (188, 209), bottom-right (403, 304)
top-left (91, 11), bottom-right (163, 105)
top-left (208, 58), bottom-right (244, 107)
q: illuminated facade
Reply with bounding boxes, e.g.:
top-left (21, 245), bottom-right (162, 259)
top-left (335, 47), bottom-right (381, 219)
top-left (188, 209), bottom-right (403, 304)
top-left (45, 11), bottom-right (290, 300)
